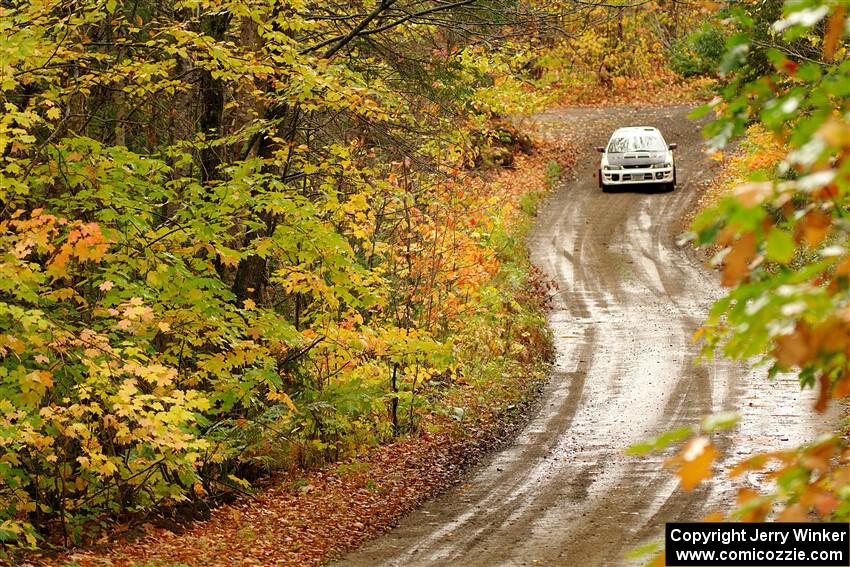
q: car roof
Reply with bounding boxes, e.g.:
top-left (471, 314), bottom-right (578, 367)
top-left (611, 126), bottom-right (661, 136)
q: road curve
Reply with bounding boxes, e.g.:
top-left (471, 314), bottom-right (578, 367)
top-left (335, 105), bottom-right (832, 567)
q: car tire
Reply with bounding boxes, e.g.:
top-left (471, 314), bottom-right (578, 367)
top-left (599, 169), bottom-right (613, 192)
top-left (662, 167), bottom-right (676, 192)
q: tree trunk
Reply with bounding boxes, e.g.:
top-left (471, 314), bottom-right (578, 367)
top-left (232, 254), bottom-right (267, 304)
top-left (230, 106), bottom-right (298, 304)
top-left (199, 11), bottom-right (231, 183)
top-left (391, 363), bottom-right (399, 435)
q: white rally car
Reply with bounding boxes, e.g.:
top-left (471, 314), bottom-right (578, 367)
top-left (597, 127), bottom-right (677, 192)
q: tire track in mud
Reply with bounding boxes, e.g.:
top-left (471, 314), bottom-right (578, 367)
top-left (334, 105), bottom-right (833, 567)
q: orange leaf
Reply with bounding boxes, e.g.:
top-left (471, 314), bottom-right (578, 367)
top-left (833, 371), bottom-right (850, 399)
top-left (670, 436), bottom-right (717, 491)
top-left (733, 182), bottom-right (772, 208)
top-left (737, 487), bottom-right (770, 522)
top-left (814, 373), bottom-right (830, 413)
top-left (730, 454), bottom-right (769, 478)
top-left (737, 487), bottom-right (760, 505)
top-left (810, 319), bottom-right (847, 353)
top-left (702, 511), bottom-right (725, 522)
top-left (782, 59), bottom-right (798, 75)
top-left (801, 490), bottom-right (839, 517)
top-left (691, 327), bottom-right (706, 343)
top-left (722, 232), bottom-right (756, 286)
top-left (774, 328), bottom-right (812, 368)
top-left (798, 210), bottom-right (831, 248)
top-left (777, 503), bottom-right (808, 522)
top-left (823, 5), bottom-right (847, 62)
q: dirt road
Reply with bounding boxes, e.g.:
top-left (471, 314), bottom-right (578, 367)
top-left (335, 106), bottom-right (832, 566)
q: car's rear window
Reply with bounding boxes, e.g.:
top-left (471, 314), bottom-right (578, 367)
top-left (607, 134), bottom-right (666, 153)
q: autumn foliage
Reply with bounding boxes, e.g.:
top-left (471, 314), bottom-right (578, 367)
top-left (650, 0), bottom-right (850, 549)
top-left (0, 0), bottom-right (575, 551)
top-left (0, 0), bottom-right (723, 557)
top-left (529, 0), bottom-right (720, 104)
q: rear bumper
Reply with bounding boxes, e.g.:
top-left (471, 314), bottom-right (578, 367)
top-left (602, 167), bottom-right (673, 185)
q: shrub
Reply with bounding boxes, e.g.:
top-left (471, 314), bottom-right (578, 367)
top-left (670, 25), bottom-right (726, 77)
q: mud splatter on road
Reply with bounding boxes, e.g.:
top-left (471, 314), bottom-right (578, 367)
top-left (334, 106), bottom-right (835, 566)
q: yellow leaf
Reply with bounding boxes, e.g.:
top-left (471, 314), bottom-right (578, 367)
top-left (97, 459), bottom-right (117, 476)
top-left (267, 391), bottom-right (298, 413)
top-left (691, 327), bottom-right (705, 343)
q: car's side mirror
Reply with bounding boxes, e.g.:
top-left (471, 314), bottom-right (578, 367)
top-left (668, 143), bottom-right (678, 150)
top-left (595, 146), bottom-right (605, 153)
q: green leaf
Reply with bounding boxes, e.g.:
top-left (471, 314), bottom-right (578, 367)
top-left (689, 104), bottom-right (714, 120)
top-left (625, 541), bottom-right (662, 560)
top-left (766, 229), bottom-right (795, 264)
top-left (626, 427), bottom-right (693, 456)
top-left (701, 411), bottom-right (740, 433)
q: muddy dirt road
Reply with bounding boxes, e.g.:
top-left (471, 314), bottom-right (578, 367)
top-left (335, 106), bottom-right (832, 566)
